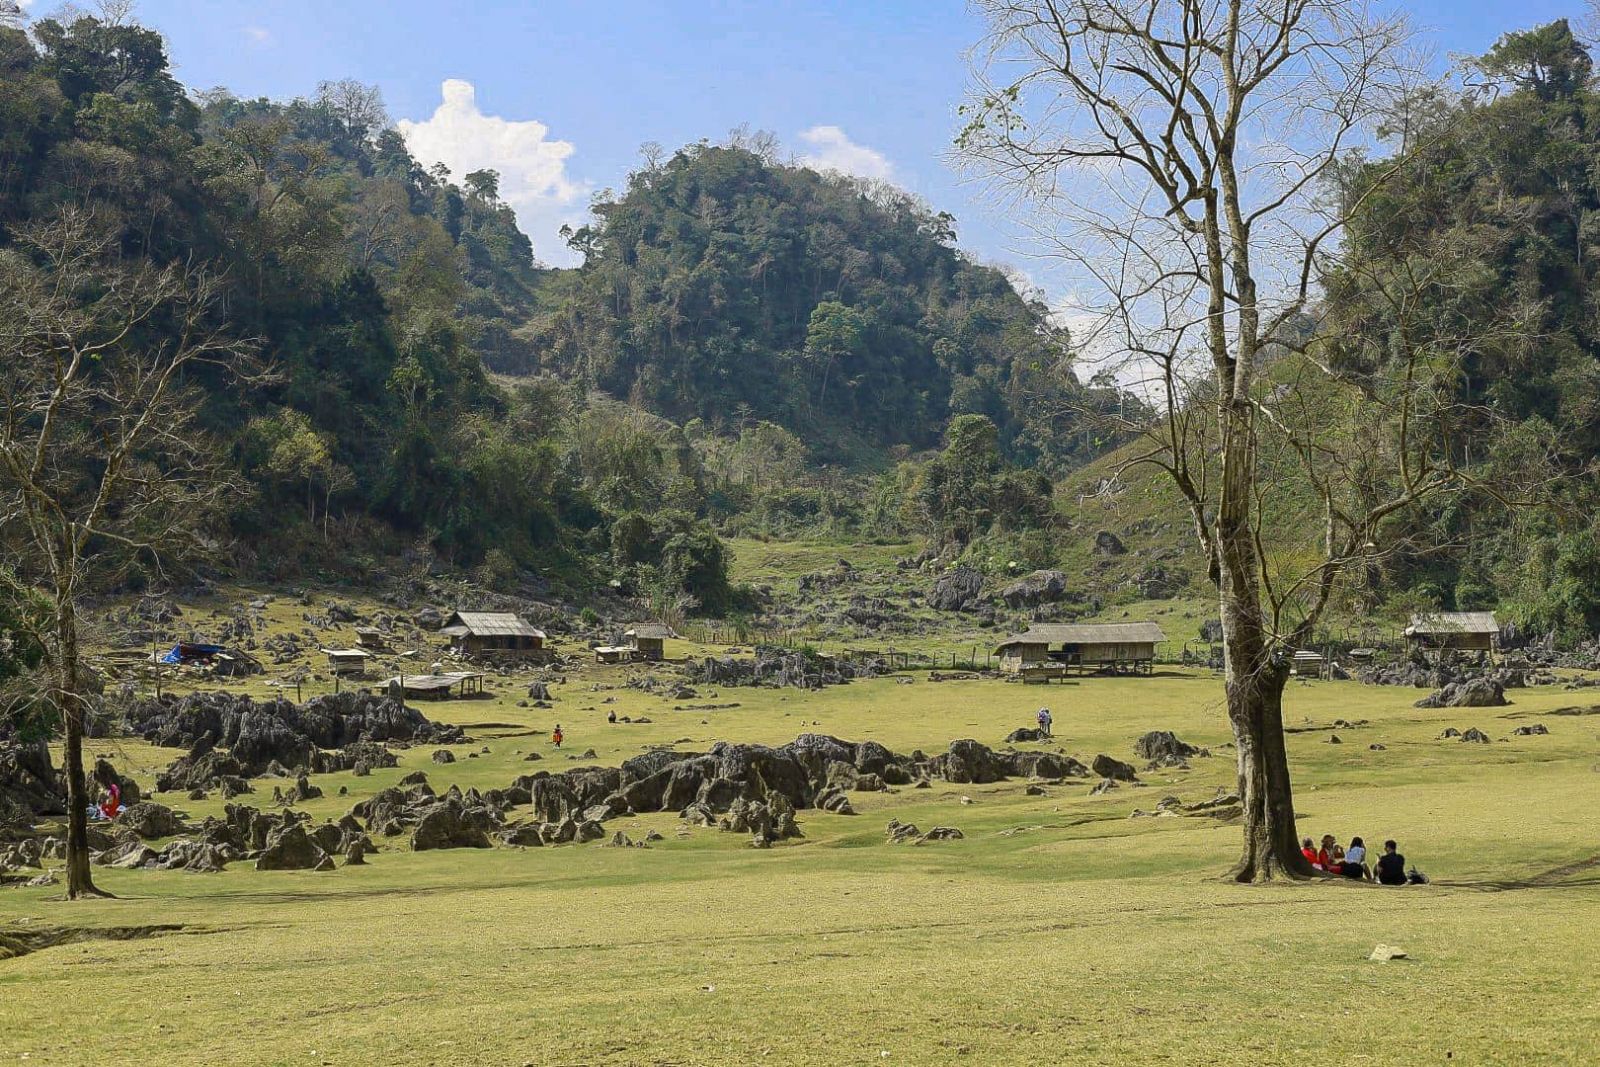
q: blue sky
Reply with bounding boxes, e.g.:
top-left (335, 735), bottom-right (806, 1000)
top-left (93, 0), bottom-right (1591, 276)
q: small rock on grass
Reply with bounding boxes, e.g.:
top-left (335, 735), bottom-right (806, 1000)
top-left (1368, 943), bottom-right (1408, 962)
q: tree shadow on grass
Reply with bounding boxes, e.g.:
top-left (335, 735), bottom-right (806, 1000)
top-left (1434, 853), bottom-right (1600, 893)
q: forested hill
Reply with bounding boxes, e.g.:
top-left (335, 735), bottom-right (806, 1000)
top-left (0, 11), bottom-right (1126, 609)
top-left (520, 144), bottom-right (1114, 467)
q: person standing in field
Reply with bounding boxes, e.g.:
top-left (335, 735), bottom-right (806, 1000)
top-left (552, 724), bottom-right (564, 749)
top-left (1036, 708), bottom-right (1052, 738)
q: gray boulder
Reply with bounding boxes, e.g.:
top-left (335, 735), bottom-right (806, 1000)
top-left (927, 566), bottom-right (986, 612)
top-left (1415, 678), bottom-right (1507, 709)
top-left (117, 802), bottom-right (186, 840)
top-left (1000, 570), bottom-right (1069, 609)
top-left (1092, 754), bottom-right (1139, 782)
top-left (936, 739), bottom-right (1004, 784)
top-left (410, 800), bottom-right (494, 851)
top-left (255, 825), bottom-right (333, 871)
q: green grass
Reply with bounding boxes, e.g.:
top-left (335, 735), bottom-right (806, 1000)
top-left (725, 536), bottom-right (919, 586)
top-left (4, 652), bottom-right (1599, 1065)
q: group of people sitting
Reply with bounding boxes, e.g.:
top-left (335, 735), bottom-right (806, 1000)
top-left (1302, 834), bottom-right (1426, 885)
top-left (85, 781), bottom-right (121, 822)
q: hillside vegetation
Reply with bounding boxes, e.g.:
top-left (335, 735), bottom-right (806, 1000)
top-left (0, 12), bottom-right (1137, 614)
top-left (522, 141), bottom-right (1123, 467)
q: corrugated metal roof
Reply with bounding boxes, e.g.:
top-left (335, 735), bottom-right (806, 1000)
top-left (443, 612), bottom-right (546, 639)
top-left (625, 624), bottom-right (674, 639)
top-left (1405, 611), bottom-right (1498, 636)
top-left (321, 647), bottom-right (372, 658)
top-left (386, 671), bottom-right (481, 691)
top-left (994, 622), bottom-right (1166, 650)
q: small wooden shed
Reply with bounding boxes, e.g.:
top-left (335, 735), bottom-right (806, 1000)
top-left (994, 622), bottom-right (1165, 677)
top-left (623, 624), bottom-right (674, 662)
top-left (323, 647), bottom-right (373, 676)
top-left (1291, 649), bottom-right (1325, 678)
top-left (440, 612), bottom-right (548, 660)
top-left (1405, 612), bottom-right (1498, 654)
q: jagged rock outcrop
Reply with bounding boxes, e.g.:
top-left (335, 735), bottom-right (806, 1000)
top-left (1415, 678), bottom-right (1507, 709)
top-left (155, 742), bottom-right (254, 796)
top-left (1002, 751), bottom-right (1089, 780)
top-left (719, 795), bottom-right (801, 847)
top-left (1133, 731), bottom-right (1203, 768)
top-left (117, 802), bottom-right (186, 840)
top-left (1091, 754), bottom-right (1139, 782)
top-left (927, 566), bottom-right (986, 612)
top-left (932, 739), bottom-right (1004, 784)
top-left (1094, 531), bottom-right (1126, 556)
top-left (999, 570), bottom-right (1069, 609)
top-left (126, 691), bottom-right (462, 779)
top-left (0, 740), bottom-right (65, 816)
top-left (255, 824), bottom-right (334, 871)
top-left (685, 649), bottom-right (888, 690)
top-left (410, 798), bottom-right (495, 851)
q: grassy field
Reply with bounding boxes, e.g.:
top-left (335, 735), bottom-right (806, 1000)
top-left (3, 649), bottom-right (1599, 1066)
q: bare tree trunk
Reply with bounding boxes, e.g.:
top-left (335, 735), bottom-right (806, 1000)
top-left (56, 603), bottom-right (108, 899)
top-left (1221, 619), bottom-right (1308, 881)
top-left (1217, 403), bottom-right (1313, 883)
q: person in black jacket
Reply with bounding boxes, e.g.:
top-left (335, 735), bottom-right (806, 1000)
top-left (1376, 840), bottom-right (1408, 885)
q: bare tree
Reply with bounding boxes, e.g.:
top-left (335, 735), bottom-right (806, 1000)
top-left (0, 208), bottom-right (259, 898)
top-left (959, 0), bottom-right (1538, 880)
top-left (316, 79), bottom-right (389, 143)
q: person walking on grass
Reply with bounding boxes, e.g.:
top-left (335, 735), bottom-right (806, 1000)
top-left (552, 724), bottom-right (564, 749)
top-left (1036, 708), bottom-right (1052, 739)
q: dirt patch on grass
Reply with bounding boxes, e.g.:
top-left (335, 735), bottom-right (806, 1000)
top-left (0, 923), bottom-right (190, 962)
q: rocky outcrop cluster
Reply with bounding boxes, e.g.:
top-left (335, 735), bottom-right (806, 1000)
top-left (126, 691), bottom-right (453, 795)
top-left (477, 735), bottom-right (1090, 850)
top-left (1360, 661), bottom-right (1557, 691)
top-left (885, 818), bottom-right (963, 844)
top-left (685, 650), bottom-right (889, 690)
top-left (124, 690), bottom-right (463, 774)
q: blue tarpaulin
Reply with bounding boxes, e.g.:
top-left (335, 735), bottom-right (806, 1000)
top-left (160, 643), bottom-right (224, 665)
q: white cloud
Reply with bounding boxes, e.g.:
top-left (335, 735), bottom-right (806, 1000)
top-left (244, 25), bottom-right (272, 46)
top-left (797, 125), bottom-right (894, 182)
top-left (397, 79), bottom-right (587, 266)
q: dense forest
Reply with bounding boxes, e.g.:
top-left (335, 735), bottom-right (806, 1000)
top-left (1323, 19), bottom-right (1600, 639)
top-left (0, 9), bottom-right (1119, 614)
top-left (523, 141), bottom-right (1123, 466)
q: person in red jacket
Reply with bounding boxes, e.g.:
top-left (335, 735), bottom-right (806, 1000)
top-left (1301, 837), bottom-right (1320, 869)
top-left (551, 724), bottom-right (564, 749)
top-left (99, 781), bottom-right (121, 821)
